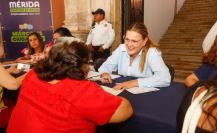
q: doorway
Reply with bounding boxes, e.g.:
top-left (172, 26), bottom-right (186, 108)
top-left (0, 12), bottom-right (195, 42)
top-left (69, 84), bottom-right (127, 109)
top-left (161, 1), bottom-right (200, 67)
top-left (121, 0), bottom-right (144, 40)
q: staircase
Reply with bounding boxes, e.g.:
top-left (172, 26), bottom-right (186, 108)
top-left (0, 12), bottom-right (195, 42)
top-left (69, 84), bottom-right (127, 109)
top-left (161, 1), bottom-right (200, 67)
top-left (159, 0), bottom-right (217, 82)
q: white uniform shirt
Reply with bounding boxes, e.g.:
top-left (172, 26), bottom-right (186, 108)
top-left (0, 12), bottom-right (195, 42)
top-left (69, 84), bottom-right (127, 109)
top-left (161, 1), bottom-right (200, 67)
top-left (86, 20), bottom-right (115, 49)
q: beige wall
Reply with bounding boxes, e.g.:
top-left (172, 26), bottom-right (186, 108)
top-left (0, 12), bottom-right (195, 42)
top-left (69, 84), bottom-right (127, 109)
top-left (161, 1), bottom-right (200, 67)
top-left (143, 0), bottom-right (186, 43)
top-left (143, 0), bottom-right (176, 43)
top-left (177, 0), bottom-right (186, 13)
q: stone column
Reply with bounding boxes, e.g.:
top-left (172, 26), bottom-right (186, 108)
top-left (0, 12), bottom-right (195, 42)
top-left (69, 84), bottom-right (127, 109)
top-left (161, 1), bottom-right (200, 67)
top-left (63, 0), bottom-right (92, 41)
top-left (63, 0), bottom-right (79, 31)
top-left (110, 0), bottom-right (122, 51)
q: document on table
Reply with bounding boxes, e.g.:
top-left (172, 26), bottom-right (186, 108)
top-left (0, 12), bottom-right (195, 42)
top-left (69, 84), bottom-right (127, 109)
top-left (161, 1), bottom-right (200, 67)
top-left (126, 87), bottom-right (159, 94)
top-left (100, 85), bottom-right (124, 95)
top-left (101, 86), bottom-right (159, 95)
top-left (87, 71), bottom-right (120, 81)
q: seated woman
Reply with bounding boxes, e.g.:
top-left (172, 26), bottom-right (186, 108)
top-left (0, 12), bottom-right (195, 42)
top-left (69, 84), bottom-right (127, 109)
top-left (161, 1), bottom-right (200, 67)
top-left (177, 76), bottom-right (217, 133)
top-left (98, 22), bottom-right (171, 90)
top-left (52, 27), bottom-right (73, 43)
top-left (185, 36), bottom-right (217, 88)
top-left (7, 40), bottom-right (133, 133)
top-left (44, 27), bottom-right (74, 57)
top-left (16, 32), bottom-right (45, 63)
top-left (0, 46), bottom-right (25, 129)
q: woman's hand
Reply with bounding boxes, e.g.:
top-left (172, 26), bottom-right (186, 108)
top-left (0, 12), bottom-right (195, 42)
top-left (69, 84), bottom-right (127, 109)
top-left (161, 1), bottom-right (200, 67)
top-left (100, 72), bottom-right (112, 83)
top-left (6, 64), bottom-right (22, 74)
top-left (113, 80), bottom-right (138, 90)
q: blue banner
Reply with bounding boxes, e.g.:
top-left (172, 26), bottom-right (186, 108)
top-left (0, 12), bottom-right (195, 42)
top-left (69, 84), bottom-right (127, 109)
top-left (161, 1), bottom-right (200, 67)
top-left (0, 0), bottom-right (53, 60)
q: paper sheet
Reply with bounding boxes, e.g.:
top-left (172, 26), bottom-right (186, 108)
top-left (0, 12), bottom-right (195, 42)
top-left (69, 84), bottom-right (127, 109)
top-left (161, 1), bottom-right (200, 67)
top-left (110, 74), bottom-right (121, 79)
top-left (87, 71), bottom-right (101, 81)
top-left (126, 87), bottom-right (159, 94)
top-left (100, 85), bottom-right (124, 95)
top-left (87, 71), bottom-right (120, 81)
top-left (101, 85), bottom-right (159, 95)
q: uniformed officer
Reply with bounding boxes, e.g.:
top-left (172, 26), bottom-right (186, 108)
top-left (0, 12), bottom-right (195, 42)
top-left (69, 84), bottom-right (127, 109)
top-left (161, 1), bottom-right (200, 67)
top-left (86, 8), bottom-right (115, 65)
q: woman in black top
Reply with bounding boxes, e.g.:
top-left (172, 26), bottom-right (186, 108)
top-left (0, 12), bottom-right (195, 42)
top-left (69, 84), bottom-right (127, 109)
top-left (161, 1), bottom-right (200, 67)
top-left (177, 76), bottom-right (217, 132)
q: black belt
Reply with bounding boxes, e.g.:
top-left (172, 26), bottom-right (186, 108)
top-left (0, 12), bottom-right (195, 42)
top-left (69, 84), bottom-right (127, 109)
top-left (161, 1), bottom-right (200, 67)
top-left (92, 46), bottom-right (101, 50)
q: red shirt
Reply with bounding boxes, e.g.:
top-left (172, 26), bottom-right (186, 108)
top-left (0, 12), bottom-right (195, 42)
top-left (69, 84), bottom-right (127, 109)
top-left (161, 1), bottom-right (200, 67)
top-left (7, 70), bottom-right (121, 133)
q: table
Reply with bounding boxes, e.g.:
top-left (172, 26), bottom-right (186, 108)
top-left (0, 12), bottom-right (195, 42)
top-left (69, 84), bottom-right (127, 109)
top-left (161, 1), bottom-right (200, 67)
top-left (101, 81), bottom-right (188, 133)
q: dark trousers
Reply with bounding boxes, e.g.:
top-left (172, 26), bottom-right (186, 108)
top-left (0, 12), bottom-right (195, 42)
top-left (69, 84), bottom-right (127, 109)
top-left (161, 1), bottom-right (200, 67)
top-left (92, 46), bottom-right (110, 61)
top-left (91, 46), bottom-right (110, 71)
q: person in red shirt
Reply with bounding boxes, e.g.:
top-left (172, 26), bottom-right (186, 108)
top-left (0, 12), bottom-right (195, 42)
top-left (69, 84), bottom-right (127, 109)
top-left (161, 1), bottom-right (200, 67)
top-left (7, 40), bottom-right (133, 133)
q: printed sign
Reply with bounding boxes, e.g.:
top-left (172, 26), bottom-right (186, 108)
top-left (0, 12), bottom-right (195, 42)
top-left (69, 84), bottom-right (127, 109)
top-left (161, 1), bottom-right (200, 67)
top-left (0, 0), bottom-right (53, 60)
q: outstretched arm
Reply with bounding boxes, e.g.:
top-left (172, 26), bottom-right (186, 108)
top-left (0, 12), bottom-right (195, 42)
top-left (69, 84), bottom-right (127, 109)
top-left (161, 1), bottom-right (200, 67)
top-left (0, 63), bottom-right (25, 90)
top-left (185, 73), bottom-right (199, 88)
top-left (108, 97), bottom-right (133, 123)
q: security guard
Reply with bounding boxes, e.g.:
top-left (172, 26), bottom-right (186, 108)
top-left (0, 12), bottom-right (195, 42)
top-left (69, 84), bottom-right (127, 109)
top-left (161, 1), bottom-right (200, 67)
top-left (86, 8), bottom-right (115, 65)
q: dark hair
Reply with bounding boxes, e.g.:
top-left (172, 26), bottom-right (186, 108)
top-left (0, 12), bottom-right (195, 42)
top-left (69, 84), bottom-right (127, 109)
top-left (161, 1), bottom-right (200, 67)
top-left (27, 32), bottom-right (44, 55)
top-left (34, 41), bottom-right (89, 81)
top-left (126, 22), bottom-right (159, 72)
top-left (203, 36), bottom-right (217, 67)
top-left (94, 58), bottom-right (106, 71)
top-left (53, 27), bottom-right (73, 37)
top-left (201, 76), bottom-right (217, 131)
